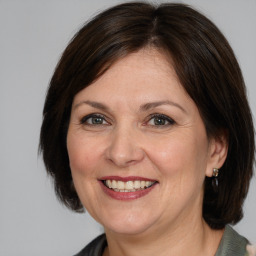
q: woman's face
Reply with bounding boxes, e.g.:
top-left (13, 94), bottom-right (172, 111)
top-left (67, 49), bottom-right (218, 236)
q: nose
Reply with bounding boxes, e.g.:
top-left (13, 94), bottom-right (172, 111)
top-left (105, 125), bottom-right (145, 167)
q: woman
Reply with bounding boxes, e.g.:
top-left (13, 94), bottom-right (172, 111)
top-left (40, 2), bottom-right (255, 256)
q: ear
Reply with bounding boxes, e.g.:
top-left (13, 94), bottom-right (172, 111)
top-left (205, 133), bottom-right (228, 177)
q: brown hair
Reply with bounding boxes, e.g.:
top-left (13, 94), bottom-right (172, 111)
top-left (39, 2), bottom-right (255, 229)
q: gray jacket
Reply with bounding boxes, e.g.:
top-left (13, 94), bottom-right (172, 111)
top-left (74, 225), bottom-right (248, 256)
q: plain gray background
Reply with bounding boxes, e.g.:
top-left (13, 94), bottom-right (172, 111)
top-left (1, 0), bottom-right (256, 255)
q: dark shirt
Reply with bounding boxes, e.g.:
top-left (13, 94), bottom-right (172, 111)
top-left (74, 225), bottom-right (248, 256)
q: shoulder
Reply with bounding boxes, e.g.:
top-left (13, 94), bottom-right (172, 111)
top-left (216, 225), bottom-right (249, 256)
top-left (73, 234), bottom-right (107, 256)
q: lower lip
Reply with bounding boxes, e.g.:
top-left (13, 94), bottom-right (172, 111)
top-left (99, 181), bottom-right (157, 201)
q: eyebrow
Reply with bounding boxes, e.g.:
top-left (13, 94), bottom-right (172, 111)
top-left (73, 100), bottom-right (109, 111)
top-left (73, 100), bottom-right (186, 113)
top-left (140, 100), bottom-right (186, 113)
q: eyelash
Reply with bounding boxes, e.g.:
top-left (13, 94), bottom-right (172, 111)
top-left (80, 114), bottom-right (108, 126)
top-left (145, 114), bottom-right (175, 127)
top-left (80, 113), bottom-right (175, 127)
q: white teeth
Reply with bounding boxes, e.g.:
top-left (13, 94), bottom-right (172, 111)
top-left (134, 180), bottom-right (140, 189)
top-left (112, 180), bottom-right (117, 189)
top-left (104, 180), bottom-right (155, 192)
top-left (117, 180), bottom-right (125, 190)
top-left (106, 180), bottom-right (112, 188)
top-left (125, 181), bottom-right (134, 190)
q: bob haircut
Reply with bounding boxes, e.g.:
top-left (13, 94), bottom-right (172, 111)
top-left (40, 2), bottom-right (254, 229)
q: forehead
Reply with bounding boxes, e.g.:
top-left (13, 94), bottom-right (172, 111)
top-left (100, 48), bottom-right (177, 84)
top-left (73, 49), bottom-right (191, 105)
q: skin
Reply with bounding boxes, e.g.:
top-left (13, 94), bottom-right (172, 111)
top-left (67, 49), bottom-right (228, 256)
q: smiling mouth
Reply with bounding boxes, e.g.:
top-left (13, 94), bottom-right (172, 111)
top-left (103, 180), bottom-right (157, 192)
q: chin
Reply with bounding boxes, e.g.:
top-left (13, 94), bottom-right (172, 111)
top-left (105, 221), bottom-right (154, 236)
top-left (99, 210), bottom-right (159, 236)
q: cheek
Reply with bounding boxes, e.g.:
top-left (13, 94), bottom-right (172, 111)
top-left (150, 142), bottom-right (191, 175)
top-left (146, 132), bottom-right (208, 178)
top-left (67, 133), bottom-right (102, 177)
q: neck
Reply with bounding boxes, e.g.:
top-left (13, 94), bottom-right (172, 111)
top-left (103, 216), bottom-right (224, 256)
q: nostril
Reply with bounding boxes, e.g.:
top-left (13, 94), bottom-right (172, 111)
top-left (106, 145), bottom-right (145, 167)
top-left (105, 129), bottom-right (145, 167)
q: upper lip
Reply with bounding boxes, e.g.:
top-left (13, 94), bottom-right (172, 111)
top-left (99, 176), bottom-right (158, 182)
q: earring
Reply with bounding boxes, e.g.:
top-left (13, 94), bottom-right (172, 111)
top-left (212, 168), bottom-right (219, 193)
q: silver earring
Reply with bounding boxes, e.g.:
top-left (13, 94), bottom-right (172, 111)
top-left (212, 168), bottom-right (219, 193)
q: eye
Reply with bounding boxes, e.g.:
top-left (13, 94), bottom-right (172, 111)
top-left (147, 114), bottom-right (175, 127)
top-left (80, 114), bottom-right (108, 125)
